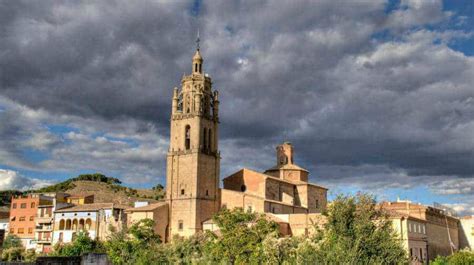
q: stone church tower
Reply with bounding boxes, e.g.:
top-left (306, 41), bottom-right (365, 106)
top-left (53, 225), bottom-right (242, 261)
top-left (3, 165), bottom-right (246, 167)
top-left (165, 42), bottom-right (220, 237)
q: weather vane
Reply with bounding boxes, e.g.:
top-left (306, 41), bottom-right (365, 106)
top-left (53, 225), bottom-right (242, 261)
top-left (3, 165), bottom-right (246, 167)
top-left (196, 29), bottom-right (200, 50)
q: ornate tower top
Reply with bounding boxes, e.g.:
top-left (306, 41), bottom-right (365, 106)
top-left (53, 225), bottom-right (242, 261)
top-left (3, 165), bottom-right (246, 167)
top-left (192, 31), bottom-right (203, 74)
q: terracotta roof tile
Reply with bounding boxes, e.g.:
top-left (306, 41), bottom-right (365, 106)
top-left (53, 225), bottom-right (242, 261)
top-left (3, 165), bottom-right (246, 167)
top-left (55, 203), bottom-right (129, 212)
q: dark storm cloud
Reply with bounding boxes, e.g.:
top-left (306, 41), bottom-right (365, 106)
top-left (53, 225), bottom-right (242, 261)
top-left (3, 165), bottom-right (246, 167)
top-left (0, 0), bottom-right (473, 211)
top-left (0, 0), bottom-right (198, 132)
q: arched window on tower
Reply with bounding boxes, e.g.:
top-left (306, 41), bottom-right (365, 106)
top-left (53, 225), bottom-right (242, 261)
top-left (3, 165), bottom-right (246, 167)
top-left (185, 125), bottom-right (191, 150)
top-left (208, 129), bottom-right (212, 151)
top-left (199, 64), bottom-right (202, 73)
top-left (195, 64), bottom-right (198, 73)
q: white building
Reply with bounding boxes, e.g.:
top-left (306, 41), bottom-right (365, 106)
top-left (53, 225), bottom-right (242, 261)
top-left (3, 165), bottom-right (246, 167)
top-left (52, 203), bottom-right (128, 244)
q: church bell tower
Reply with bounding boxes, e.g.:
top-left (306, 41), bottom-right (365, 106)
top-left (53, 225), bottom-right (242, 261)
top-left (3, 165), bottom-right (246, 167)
top-left (166, 37), bottom-right (220, 237)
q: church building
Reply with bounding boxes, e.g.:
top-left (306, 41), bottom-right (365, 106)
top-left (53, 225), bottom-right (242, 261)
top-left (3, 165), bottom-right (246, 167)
top-left (127, 40), bottom-right (328, 240)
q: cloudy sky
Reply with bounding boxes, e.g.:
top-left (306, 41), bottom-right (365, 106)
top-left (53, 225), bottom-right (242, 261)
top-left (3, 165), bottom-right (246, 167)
top-left (0, 0), bottom-right (473, 215)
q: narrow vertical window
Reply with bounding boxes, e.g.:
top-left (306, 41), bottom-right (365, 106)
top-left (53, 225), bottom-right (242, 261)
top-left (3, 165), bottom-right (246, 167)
top-left (208, 129), bottom-right (212, 151)
top-left (181, 189), bottom-right (185, 195)
top-left (203, 128), bottom-right (207, 151)
top-left (199, 64), bottom-right (202, 73)
top-left (185, 125), bottom-right (191, 150)
top-left (178, 220), bottom-right (183, 231)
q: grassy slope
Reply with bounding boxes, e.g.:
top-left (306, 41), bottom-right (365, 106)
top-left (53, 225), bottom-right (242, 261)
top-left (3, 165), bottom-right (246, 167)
top-left (0, 174), bottom-right (165, 207)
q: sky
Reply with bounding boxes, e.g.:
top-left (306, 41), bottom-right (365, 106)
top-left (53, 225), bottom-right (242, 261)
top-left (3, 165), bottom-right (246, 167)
top-left (0, 0), bottom-right (473, 215)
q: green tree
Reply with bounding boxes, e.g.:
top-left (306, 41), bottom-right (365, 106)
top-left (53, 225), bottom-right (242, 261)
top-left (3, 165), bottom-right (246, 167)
top-left (1, 247), bottom-right (25, 261)
top-left (128, 219), bottom-right (161, 244)
top-left (52, 232), bottom-right (103, 257)
top-left (2, 234), bottom-right (22, 249)
top-left (105, 218), bottom-right (164, 265)
top-left (164, 234), bottom-right (206, 264)
top-left (203, 207), bottom-right (279, 264)
top-left (1, 235), bottom-right (31, 262)
top-left (315, 193), bottom-right (408, 264)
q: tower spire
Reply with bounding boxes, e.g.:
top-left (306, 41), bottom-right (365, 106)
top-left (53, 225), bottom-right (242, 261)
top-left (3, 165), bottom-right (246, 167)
top-left (192, 31), bottom-right (203, 74)
top-left (196, 29), bottom-right (200, 51)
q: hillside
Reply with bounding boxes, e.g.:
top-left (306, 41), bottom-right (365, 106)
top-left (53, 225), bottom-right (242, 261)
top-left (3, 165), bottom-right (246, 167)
top-left (64, 180), bottom-right (164, 205)
top-left (0, 173), bottom-right (165, 207)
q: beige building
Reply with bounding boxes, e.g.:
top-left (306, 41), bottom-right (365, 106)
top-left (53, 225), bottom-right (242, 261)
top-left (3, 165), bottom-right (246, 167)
top-left (222, 142), bottom-right (327, 215)
top-left (381, 200), bottom-right (459, 261)
top-left (125, 202), bottom-right (169, 242)
top-left (165, 43), bottom-right (221, 238)
top-left (34, 192), bottom-right (69, 253)
top-left (219, 142), bottom-right (328, 236)
top-left (387, 210), bottom-right (428, 264)
top-left (152, 43), bottom-right (327, 240)
top-left (459, 216), bottom-right (474, 250)
top-left (104, 43), bottom-right (327, 241)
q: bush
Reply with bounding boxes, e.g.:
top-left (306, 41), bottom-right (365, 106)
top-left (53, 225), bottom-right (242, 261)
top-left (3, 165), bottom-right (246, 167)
top-left (432, 250), bottom-right (474, 265)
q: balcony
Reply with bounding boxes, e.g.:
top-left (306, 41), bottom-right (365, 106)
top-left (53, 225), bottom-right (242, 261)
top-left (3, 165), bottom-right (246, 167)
top-left (36, 238), bottom-right (52, 244)
top-left (35, 226), bottom-right (53, 231)
top-left (36, 216), bottom-right (53, 224)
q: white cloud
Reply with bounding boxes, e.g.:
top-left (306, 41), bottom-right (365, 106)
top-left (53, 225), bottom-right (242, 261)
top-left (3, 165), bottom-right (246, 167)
top-left (0, 169), bottom-right (52, 191)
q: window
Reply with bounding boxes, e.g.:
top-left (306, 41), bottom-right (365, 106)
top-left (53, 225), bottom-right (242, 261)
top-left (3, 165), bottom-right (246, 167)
top-left (19, 216), bottom-right (26, 221)
top-left (241, 185), bottom-right (246, 192)
top-left (185, 125), bottom-right (191, 150)
top-left (203, 129), bottom-right (207, 150)
top-left (208, 129), bottom-right (212, 150)
top-left (59, 220), bottom-right (65, 230)
top-left (86, 219), bottom-right (92, 230)
top-left (181, 189), bottom-right (185, 195)
top-left (12, 203), bottom-right (17, 209)
top-left (315, 200), bottom-right (319, 208)
top-left (29, 216), bottom-right (34, 221)
top-left (9, 228), bottom-right (14, 233)
top-left (18, 228), bottom-right (24, 234)
top-left (31, 202), bottom-right (35, 208)
top-left (59, 232), bottom-right (63, 242)
top-left (178, 220), bottom-right (183, 231)
top-left (28, 227), bottom-right (33, 234)
top-left (20, 203), bottom-right (27, 209)
top-left (10, 216), bottom-right (16, 221)
top-left (206, 190), bottom-right (209, 196)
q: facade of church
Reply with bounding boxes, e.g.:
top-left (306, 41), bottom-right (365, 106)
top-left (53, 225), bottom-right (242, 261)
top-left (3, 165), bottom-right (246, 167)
top-left (124, 45), bottom-right (328, 240)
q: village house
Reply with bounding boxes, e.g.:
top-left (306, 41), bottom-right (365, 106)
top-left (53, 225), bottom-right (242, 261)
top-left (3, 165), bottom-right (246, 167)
top-left (52, 203), bottom-right (128, 245)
